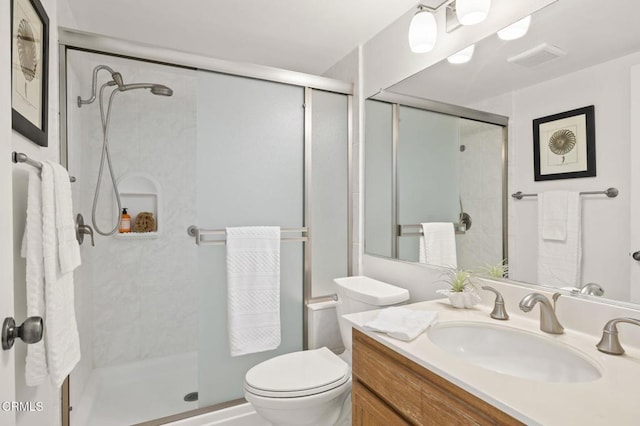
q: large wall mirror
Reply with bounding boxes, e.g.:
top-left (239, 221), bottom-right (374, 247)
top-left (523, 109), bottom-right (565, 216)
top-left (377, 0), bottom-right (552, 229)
top-left (364, 98), bottom-right (507, 272)
top-left (364, 0), bottom-right (640, 306)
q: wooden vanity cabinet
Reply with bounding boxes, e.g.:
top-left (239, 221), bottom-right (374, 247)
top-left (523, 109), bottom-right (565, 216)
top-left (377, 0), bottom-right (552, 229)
top-left (352, 329), bottom-right (523, 426)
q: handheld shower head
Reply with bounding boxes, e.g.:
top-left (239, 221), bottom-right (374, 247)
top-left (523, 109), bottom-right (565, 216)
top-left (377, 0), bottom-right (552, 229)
top-left (150, 85), bottom-right (173, 96)
top-left (118, 83), bottom-right (173, 96)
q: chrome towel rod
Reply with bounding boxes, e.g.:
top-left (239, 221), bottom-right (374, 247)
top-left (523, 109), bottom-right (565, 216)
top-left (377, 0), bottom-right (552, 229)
top-left (12, 151), bottom-right (76, 183)
top-left (512, 187), bottom-right (618, 200)
top-left (398, 223), bottom-right (466, 236)
top-left (187, 225), bottom-right (308, 246)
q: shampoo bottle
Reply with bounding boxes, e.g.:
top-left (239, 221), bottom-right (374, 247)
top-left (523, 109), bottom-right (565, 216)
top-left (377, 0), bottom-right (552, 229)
top-left (119, 208), bottom-right (131, 233)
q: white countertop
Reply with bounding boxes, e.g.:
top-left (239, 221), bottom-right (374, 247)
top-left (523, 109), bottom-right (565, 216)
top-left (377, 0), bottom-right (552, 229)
top-left (343, 299), bottom-right (640, 426)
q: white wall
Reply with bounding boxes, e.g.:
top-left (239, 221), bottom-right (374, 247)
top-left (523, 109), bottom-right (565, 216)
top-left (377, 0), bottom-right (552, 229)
top-left (66, 50), bottom-right (198, 369)
top-left (504, 51), bottom-right (640, 301)
top-left (11, 0), bottom-right (62, 424)
top-left (457, 120), bottom-right (504, 270)
top-left (1, 0), bottom-right (16, 423)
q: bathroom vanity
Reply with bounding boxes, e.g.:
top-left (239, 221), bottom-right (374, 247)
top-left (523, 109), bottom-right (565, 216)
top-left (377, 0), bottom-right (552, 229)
top-left (345, 286), bottom-right (640, 425)
top-left (352, 329), bottom-right (520, 425)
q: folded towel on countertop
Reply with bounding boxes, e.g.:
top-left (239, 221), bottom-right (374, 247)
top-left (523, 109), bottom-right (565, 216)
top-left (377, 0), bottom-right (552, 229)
top-left (363, 307), bottom-right (438, 341)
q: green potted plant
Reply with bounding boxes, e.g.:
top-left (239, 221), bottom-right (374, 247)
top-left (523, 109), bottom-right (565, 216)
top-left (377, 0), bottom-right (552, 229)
top-left (480, 260), bottom-right (509, 279)
top-left (436, 268), bottom-right (480, 309)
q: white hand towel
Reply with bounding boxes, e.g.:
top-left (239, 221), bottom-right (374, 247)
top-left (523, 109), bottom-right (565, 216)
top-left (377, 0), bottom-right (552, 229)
top-left (21, 171), bottom-right (48, 386)
top-left (226, 226), bottom-right (281, 357)
top-left (540, 191), bottom-right (568, 241)
top-left (419, 223), bottom-right (457, 268)
top-left (42, 162), bottom-right (81, 388)
top-left (537, 191), bottom-right (582, 288)
top-left (363, 307), bottom-right (438, 341)
top-left (51, 163), bottom-right (81, 273)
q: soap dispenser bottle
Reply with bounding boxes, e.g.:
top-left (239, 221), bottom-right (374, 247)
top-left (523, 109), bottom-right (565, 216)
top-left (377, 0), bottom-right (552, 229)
top-left (119, 208), bottom-right (131, 233)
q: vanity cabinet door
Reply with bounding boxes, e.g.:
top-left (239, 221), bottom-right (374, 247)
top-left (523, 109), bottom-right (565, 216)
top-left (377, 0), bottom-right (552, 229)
top-left (353, 379), bottom-right (410, 425)
top-left (352, 329), bottom-right (523, 426)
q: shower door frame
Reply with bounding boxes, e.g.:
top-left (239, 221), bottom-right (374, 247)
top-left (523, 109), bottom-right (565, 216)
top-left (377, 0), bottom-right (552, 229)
top-left (58, 30), bottom-right (353, 426)
top-left (367, 91), bottom-right (510, 266)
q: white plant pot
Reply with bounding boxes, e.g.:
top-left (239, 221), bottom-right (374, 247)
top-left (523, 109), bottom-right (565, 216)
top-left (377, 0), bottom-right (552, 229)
top-left (437, 288), bottom-right (480, 309)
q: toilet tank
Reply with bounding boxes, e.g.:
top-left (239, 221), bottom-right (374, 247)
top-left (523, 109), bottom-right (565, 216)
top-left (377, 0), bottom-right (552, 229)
top-left (333, 276), bottom-right (410, 355)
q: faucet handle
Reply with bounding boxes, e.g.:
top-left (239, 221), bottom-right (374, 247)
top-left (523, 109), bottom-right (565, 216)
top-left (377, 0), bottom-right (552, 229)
top-left (481, 286), bottom-right (509, 320)
top-left (596, 317), bottom-right (640, 355)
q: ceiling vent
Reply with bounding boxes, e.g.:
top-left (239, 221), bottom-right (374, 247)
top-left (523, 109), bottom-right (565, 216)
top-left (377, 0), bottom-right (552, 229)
top-left (507, 43), bottom-right (566, 67)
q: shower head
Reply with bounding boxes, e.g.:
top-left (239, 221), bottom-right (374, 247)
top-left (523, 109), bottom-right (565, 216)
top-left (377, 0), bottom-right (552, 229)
top-left (118, 83), bottom-right (173, 96)
top-left (150, 85), bottom-right (173, 96)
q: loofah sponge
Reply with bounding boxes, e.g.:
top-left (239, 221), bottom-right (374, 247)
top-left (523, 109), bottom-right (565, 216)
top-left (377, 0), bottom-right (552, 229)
top-left (133, 212), bottom-right (156, 233)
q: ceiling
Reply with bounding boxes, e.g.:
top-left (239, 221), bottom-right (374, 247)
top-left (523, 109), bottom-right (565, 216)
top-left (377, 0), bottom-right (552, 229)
top-left (61, 0), bottom-right (418, 75)
top-left (390, 0), bottom-right (640, 106)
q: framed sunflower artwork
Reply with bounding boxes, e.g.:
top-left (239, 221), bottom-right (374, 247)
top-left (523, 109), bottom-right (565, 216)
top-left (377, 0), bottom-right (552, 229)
top-left (11, 0), bottom-right (49, 147)
top-left (532, 105), bottom-right (596, 181)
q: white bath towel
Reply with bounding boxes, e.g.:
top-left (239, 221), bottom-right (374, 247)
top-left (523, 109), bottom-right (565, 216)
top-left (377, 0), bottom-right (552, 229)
top-left (541, 191), bottom-right (568, 241)
top-left (419, 223), bottom-right (457, 268)
top-left (42, 162), bottom-right (81, 388)
top-left (537, 191), bottom-right (582, 287)
top-left (363, 307), bottom-right (438, 341)
top-left (21, 171), bottom-right (48, 386)
top-left (226, 226), bottom-right (281, 357)
top-left (52, 163), bottom-right (81, 273)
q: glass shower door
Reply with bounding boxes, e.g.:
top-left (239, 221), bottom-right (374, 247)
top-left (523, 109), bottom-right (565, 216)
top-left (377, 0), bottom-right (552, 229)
top-left (195, 71), bottom-right (305, 406)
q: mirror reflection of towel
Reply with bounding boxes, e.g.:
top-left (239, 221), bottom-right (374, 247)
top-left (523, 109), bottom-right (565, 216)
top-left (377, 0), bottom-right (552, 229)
top-left (419, 222), bottom-right (457, 268)
top-left (538, 192), bottom-right (582, 287)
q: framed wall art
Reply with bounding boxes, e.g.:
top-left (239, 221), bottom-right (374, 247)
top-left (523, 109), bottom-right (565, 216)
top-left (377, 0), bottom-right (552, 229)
top-left (11, 0), bottom-right (49, 147)
top-left (533, 105), bottom-right (596, 181)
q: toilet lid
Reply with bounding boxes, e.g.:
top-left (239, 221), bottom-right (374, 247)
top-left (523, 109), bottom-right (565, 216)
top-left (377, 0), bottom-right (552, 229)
top-left (245, 347), bottom-right (350, 398)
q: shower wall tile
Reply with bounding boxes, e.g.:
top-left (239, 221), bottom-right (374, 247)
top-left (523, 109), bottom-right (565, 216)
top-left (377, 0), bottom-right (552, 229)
top-left (67, 51), bottom-right (198, 368)
top-left (458, 121), bottom-right (504, 270)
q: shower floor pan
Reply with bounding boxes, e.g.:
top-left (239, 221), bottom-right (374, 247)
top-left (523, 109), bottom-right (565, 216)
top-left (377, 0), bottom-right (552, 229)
top-left (73, 351), bottom-right (198, 426)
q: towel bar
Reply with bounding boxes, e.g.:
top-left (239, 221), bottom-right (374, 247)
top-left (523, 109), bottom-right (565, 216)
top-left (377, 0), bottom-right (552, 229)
top-left (511, 187), bottom-right (618, 200)
top-left (187, 225), bottom-right (308, 246)
top-left (12, 152), bottom-right (76, 183)
top-left (398, 223), bottom-right (466, 236)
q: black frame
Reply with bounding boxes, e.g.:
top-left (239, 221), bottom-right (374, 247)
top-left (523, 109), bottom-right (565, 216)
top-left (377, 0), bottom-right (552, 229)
top-left (533, 105), bottom-right (596, 181)
top-left (11, 0), bottom-right (49, 147)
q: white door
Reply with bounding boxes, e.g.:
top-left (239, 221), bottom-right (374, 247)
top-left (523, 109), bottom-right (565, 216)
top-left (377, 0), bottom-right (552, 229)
top-left (630, 65), bottom-right (640, 303)
top-left (1, 1), bottom-right (17, 425)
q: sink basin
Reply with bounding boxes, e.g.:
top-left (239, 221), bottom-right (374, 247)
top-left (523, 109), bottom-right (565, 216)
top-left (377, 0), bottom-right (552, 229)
top-left (427, 322), bottom-right (601, 383)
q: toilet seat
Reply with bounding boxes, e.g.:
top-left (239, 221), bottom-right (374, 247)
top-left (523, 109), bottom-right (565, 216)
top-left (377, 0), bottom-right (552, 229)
top-left (244, 347), bottom-right (350, 398)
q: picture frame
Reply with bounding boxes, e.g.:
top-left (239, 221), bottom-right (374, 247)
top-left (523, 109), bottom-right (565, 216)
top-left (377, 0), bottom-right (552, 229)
top-left (533, 105), bottom-right (596, 181)
top-left (11, 0), bottom-right (49, 147)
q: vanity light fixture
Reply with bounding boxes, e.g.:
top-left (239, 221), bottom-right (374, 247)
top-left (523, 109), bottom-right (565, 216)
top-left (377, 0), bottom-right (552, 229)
top-left (447, 44), bottom-right (475, 64)
top-left (497, 15), bottom-right (531, 40)
top-left (455, 0), bottom-right (491, 26)
top-left (408, 5), bottom-right (438, 53)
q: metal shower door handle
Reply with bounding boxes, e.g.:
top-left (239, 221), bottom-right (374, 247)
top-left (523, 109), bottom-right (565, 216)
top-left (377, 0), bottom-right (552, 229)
top-left (633, 251), bottom-right (640, 261)
top-left (2, 316), bottom-right (44, 350)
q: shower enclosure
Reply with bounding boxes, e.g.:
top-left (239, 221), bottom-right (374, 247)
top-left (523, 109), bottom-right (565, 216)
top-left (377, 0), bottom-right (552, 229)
top-left (61, 33), bottom-right (351, 425)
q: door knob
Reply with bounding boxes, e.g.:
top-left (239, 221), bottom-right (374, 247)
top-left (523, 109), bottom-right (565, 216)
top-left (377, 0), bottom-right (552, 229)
top-left (2, 317), bottom-right (44, 350)
top-left (633, 251), bottom-right (640, 261)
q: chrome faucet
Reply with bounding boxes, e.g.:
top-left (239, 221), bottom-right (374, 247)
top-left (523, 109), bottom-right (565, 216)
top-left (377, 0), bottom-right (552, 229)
top-left (596, 318), bottom-right (640, 355)
top-left (481, 286), bottom-right (509, 320)
top-left (577, 282), bottom-right (605, 296)
top-left (519, 292), bottom-right (564, 334)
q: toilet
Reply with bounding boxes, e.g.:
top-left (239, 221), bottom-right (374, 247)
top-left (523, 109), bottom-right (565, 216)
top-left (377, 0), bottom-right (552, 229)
top-left (244, 276), bottom-right (410, 426)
